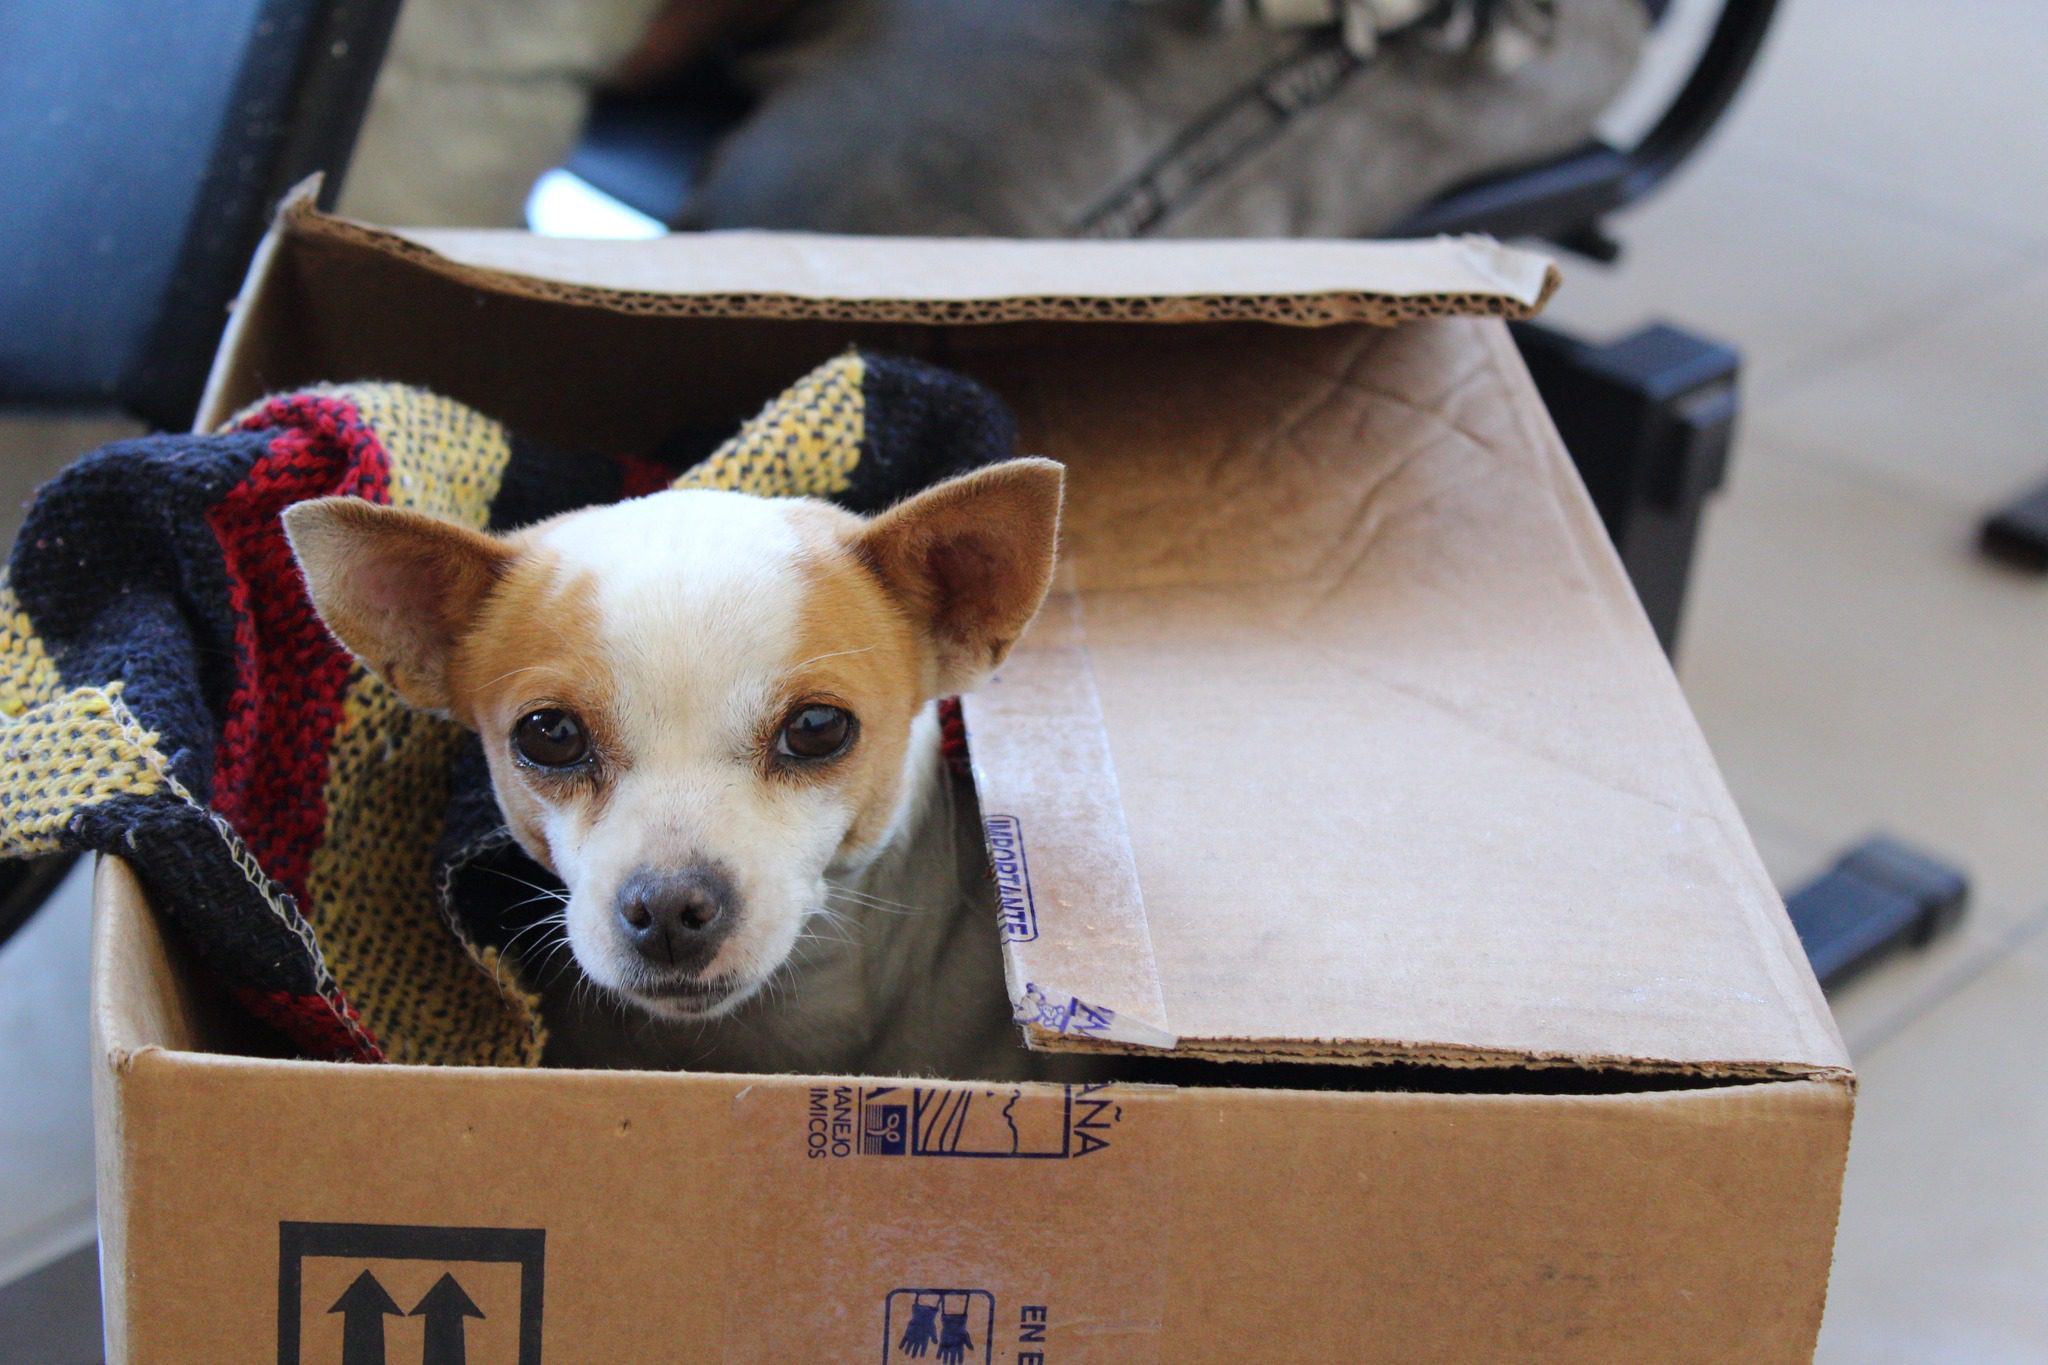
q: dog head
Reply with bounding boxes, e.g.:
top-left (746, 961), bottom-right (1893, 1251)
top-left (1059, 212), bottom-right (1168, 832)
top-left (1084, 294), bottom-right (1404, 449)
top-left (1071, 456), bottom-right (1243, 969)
top-left (285, 459), bottom-right (1062, 1019)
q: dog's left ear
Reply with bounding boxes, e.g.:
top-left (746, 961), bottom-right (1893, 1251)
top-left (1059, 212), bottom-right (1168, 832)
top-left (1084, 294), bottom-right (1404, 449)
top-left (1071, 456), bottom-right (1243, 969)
top-left (282, 497), bottom-right (514, 714)
top-left (855, 457), bottom-right (1065, 696)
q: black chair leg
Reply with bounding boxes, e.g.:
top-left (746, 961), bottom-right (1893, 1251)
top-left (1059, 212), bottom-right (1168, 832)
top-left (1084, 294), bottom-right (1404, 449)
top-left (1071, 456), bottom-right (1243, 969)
top-left (1513, 321), bottom-right (1740, 656)
top-left (1785, 836), bottom-right (1970, 991)
top-left (1980, 477), bottom-right (2048, 573)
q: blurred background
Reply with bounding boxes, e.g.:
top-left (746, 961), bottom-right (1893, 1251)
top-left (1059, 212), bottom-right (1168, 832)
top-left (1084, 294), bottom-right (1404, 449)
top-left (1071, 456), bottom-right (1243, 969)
top-left (2, 1), bottom-right (2043, 1359)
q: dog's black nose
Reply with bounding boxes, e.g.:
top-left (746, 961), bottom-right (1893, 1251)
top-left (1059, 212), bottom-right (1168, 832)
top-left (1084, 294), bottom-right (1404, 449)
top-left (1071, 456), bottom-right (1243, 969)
top-left (615, 864), bottom-right (736, 972)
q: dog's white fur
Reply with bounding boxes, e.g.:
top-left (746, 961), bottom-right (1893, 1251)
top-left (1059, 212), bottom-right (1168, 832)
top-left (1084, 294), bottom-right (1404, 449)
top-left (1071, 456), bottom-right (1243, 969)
top-left (532, 491), bottom-right (901, 1015)
top-left (535, 722), bottom-right (1040, 1078)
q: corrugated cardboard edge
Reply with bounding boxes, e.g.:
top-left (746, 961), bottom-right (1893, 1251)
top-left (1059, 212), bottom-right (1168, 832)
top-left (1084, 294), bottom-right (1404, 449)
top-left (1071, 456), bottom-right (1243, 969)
top-left (230, 178), bottom-right (1561, 335)
top-left (90, 857), bottom-right (170, 1365)
top-left (386, 226), bottom-right (1562, 325)
top-left (1022, 1030), bottom-right (1857, 1083)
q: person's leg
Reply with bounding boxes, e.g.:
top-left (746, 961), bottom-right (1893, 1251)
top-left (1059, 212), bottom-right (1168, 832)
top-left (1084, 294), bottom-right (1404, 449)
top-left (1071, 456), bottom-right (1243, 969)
top-left (680, 0), bottom-right (1646, 238)
top-left (680, 0), bottom-right (1285, 236)
top-left (1128, 0), bottom-right (1649, 238)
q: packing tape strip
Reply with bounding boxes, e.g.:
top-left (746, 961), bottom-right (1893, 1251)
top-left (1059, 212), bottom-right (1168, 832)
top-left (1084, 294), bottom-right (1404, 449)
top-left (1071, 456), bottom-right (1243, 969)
top-left (961, 590), bottom-right (1177, 1053)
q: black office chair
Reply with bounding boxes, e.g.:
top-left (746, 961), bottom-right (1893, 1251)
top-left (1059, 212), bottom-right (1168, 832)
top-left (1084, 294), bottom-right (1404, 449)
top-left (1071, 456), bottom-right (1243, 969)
top-left (0, 0), bottom-right (400, 955)
top-left (0, 0), bottom-right (400, 427)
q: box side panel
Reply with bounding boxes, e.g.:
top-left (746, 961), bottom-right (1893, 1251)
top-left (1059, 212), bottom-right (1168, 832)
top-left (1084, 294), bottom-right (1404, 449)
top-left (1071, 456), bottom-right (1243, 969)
top-left (112, 1055), bottom-right (746, 1362)
top-left (1160, 1080), bottom-right (1851, 1362)
top-left (209, 199), bottom-right (1554, 449)
top-left (91, 856), bottom-right (261, 1362)
top-left (105, 1056), bottom-right (1847, 1362)
top-left (88, 956), bottom-right (131, 1363)
top-left (88, 1067), bottom-right (126, 1365)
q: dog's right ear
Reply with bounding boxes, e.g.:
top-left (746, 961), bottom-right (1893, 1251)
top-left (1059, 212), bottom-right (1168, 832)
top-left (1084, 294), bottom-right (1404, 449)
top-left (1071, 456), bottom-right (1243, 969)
top-left (854, 457), bottom-right (1064, 697)
top-left (282, 498), bottom-right (513, 714)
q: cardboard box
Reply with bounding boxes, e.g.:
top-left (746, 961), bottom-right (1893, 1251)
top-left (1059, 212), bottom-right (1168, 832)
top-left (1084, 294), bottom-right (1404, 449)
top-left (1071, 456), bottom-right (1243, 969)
top-left (94, 193), bottom-right (1852, 1362)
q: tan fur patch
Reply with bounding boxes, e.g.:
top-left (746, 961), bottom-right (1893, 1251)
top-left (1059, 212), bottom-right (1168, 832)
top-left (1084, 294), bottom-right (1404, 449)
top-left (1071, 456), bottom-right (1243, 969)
top-left (781, 503), bottom-right (928, 860)
top-left (445, 542), bottom-right (617, 871)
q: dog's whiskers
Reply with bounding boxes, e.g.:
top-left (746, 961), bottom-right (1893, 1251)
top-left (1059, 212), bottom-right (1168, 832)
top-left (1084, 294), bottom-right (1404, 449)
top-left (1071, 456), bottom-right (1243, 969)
top-left (501, 910), bottom-right (568, 958)
top-left (765, 957), bottom-right (801, 1011)
top-left (500, 891), bottom-right (569, 920)
top-left (824, 882), bottom-right (920, 906)
top-left (822, 886), bottom-right (904, 904)
top-left (473, 866), bottom-right (569, 900)
top-left (530, 933), bottom-right (579, 984)
top-left (822, 887), bottom-right (920, 917)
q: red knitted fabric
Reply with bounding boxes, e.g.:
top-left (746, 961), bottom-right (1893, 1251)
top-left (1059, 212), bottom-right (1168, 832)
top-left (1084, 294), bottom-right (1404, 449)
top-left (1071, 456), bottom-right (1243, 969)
top-left (210, 394), bottom-right (391, 901)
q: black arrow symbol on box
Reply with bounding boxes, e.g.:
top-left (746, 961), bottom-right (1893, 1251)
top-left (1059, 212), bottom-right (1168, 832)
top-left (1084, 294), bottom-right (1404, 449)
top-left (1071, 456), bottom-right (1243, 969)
top-left (411, 1271), bottom-right (485, 1364)
top-left (329, 1269), bottom-right (401, 1365)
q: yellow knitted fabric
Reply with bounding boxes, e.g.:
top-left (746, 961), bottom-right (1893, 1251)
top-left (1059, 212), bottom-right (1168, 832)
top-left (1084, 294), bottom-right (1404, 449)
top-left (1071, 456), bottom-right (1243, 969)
top-left (0, 579), bottom-right (180, 858)
top-left (675, 351), bottom-right (865, 496)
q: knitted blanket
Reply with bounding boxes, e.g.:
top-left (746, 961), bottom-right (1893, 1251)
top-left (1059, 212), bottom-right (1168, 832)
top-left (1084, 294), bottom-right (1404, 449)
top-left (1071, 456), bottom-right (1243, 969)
top-left (0, 352), bottom-right (1015, 1065)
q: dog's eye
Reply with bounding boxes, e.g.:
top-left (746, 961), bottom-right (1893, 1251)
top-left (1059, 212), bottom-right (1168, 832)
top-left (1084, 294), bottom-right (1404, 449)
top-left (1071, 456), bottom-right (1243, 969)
top-left (777, 704), bottom-right (854, 761)
top-left (513, 708), bottom-right (589, 767)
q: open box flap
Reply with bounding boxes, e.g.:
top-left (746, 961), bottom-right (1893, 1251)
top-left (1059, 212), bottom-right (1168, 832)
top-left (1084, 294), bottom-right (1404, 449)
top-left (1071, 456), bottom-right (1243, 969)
top-left (970, 317), bottom-right (1848, 1078)
top-left (233, 181), bottom-right (1560, 333)
top-left (195, 195), bottom-right (1845, 1080)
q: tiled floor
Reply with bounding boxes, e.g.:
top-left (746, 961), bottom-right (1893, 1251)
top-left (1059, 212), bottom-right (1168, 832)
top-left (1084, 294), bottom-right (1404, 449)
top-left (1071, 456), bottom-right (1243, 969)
top-left (0, 417), bottom-right (134, 1291)
top-left (1, 1), bottom-right (2043, 1358)
top-left (1546, 2), bottom-right (2048, 1359)
top-left (0, 861), bottom-right (95, 1289)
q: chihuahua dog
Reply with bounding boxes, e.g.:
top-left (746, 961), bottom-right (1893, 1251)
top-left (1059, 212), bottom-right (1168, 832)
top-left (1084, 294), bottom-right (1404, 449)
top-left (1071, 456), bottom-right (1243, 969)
top-left (284, 458), bottom-right (1062, 1075)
